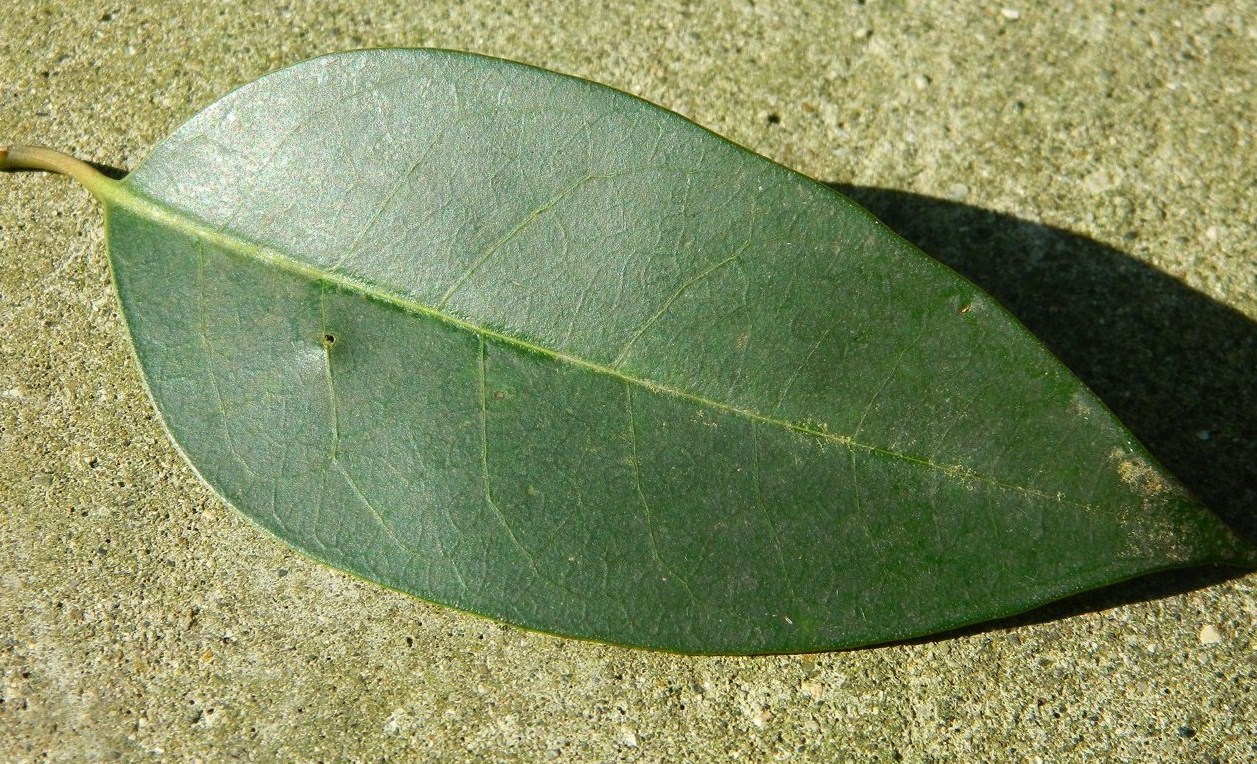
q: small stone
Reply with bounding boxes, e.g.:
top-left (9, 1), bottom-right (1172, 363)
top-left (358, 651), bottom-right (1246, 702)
top-left (854, 28), bottom-right (871, 40)
top-left (1198, 624), bottom-right (1223, 645)
top-left (1001, 8), bottom-right (1021, 20)
top-left (1203, 4), bottom-right (1228, 24)
top-left (947, 183), bottom-right (970, 201)
top-left (383, 709), bottom-right (408, 734)
top-left (1196, 430), bottom-right (1211, 441)
top-left (1083, 168), bottom-right (1115, 194)
top-left (799, 654), bottom-right (819, 677)
top-left (912, 74), bottom-right (931, 90)
top-left (800, 680), bottom-right (824, 699)
top-left (620, 728), bottom-right (638, 747)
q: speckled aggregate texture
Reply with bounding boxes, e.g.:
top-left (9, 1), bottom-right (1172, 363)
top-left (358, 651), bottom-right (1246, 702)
top-left (1, 1), bottom-right (1253, 762)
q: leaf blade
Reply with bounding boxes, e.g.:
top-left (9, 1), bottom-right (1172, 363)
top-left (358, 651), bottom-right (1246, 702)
top-left (91, 49), bottom-right (1254, 653)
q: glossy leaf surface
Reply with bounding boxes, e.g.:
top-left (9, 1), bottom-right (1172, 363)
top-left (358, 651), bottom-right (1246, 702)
top-left (34, 50), bottom-right (1257, 653)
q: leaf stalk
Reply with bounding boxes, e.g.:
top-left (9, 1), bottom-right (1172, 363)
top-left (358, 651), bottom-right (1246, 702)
top-left (0, 144), bottom-right (118, 200)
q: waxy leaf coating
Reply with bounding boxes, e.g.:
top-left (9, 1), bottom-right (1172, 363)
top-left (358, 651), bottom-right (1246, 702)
top-left (6, 49), bottom-right (1254, 654)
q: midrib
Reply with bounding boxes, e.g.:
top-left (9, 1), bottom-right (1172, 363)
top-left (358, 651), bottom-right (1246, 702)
top-left (105, 179), bottom-right (1090, 511)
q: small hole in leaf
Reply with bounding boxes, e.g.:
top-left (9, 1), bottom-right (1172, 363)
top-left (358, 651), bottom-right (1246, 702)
top-left (323, 332), bottom-right (337, 347)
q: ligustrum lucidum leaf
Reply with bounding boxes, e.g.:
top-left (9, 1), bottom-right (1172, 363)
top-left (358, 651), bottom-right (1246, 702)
top-left (4, 49), bottom-right (1254, 654)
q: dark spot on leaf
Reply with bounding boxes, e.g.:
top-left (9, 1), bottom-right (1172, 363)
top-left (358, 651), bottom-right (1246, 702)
top-left (322, 332), bottom-right (337, 347)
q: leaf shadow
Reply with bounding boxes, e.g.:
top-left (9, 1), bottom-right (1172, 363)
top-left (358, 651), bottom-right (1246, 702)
top-left (90, 161), bottom-right (129, 181)
top-left (829, 183), bottom-right (1256, 634)
top-left (900, 563), bottom-right (1242, 649)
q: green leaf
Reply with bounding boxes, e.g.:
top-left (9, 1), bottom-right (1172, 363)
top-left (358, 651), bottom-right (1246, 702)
top-left (4, 49), bottom-right (1253, 654)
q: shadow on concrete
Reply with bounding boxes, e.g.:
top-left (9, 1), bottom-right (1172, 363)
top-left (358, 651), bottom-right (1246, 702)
top-left (899, 563), bottom-right (1243, 649)
top-left (830, 183), bottom-right (1257, 641)
top-left (91, 160), bottom-right (129, 180)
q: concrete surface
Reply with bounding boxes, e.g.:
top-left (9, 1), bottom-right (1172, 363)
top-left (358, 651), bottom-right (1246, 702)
top-left (2, 1), bottom-right (1253, 761)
